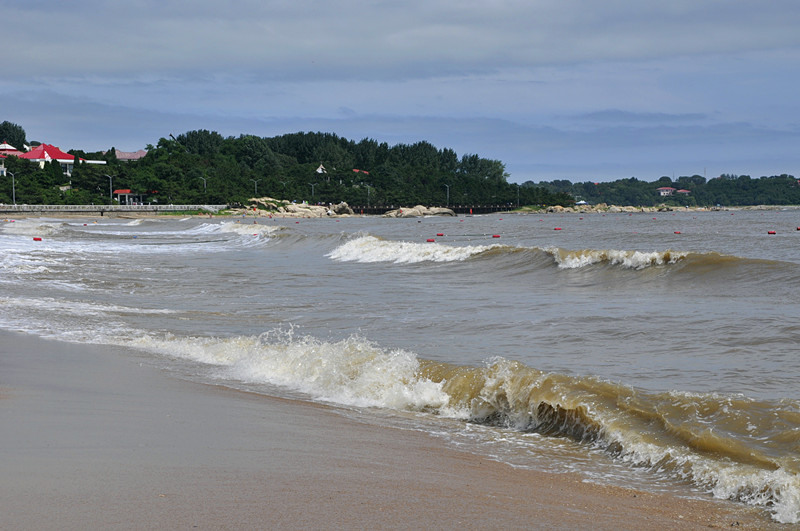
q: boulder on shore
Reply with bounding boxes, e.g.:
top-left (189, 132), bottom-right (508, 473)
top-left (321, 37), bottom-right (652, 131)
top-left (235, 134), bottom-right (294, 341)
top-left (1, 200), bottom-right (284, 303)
top-left (383, 205), bottom-right (456, 218)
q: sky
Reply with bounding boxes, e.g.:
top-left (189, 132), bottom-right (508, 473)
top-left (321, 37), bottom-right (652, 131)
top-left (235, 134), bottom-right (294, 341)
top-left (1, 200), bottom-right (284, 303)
top-left (2, 0), bottom-right (800, 183)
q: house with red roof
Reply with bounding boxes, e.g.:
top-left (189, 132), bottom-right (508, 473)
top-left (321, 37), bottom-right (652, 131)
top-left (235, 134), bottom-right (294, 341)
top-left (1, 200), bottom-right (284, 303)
top-left (17, 143), bottom-right (105, 176)
top-left (0, 141), bottom-right (24, 157)
top-left (656, 186), bottom-right (677, 196)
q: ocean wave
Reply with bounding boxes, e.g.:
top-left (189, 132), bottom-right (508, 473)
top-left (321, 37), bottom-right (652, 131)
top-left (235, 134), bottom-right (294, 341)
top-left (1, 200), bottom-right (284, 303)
top-left (327, 235), bottom-right (495, 263)
top-left (0, 219), bottom-right (70, 237)
top-left (217, 221), bottom-right (282, 238)
top-left (545, 247), bottom-right (689, 269)
top-left (127, 328), bottom-right (800, 523)
top-left (326, 236), bottom-right (797, 288)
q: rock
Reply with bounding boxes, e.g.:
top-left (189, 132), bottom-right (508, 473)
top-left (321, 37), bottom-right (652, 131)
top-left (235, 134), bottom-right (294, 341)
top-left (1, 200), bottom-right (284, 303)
top-left (383, 205), bottom-right (455, 218)
top-left (331, 202), bottom-right (354, 215)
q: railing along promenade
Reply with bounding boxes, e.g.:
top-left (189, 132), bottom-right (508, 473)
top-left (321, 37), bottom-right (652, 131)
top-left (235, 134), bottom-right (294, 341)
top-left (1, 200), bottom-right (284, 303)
top-left (0, 204), bottom-right (228, 215)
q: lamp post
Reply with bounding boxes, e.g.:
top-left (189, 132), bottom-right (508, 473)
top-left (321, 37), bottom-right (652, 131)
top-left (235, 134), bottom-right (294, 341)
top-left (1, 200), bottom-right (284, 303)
top-left (309, 183), bottom-right (316, 199)
top-left (104, 174), bottom-right (114, 204)
top-left (7, 171), bottom-right (15, 205)
top-left (199, 176), bottom-right (207, 194)
top-left (250, 179), bottom-right (259, 196)
top-left (444, 184), bottom-right (450, 206)
top-left (516, 183), bottom-right (520, 208)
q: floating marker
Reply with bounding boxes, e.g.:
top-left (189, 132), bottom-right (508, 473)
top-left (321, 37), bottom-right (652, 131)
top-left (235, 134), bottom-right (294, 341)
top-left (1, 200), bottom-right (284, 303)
top-left (33, 237), bottom-right (42, 241)
top-left (426, 238), bottom-right (435, 242)
top-left (674, 231), bottom-right (681, 234)
top-left (768, 230), bottom-right (777, 235)
top-left (492, 234), bottom-right (500, 238)
top-left (554, 227), bottom-right (562, 231)
top-left (437, 233), bottom-right (444, 236)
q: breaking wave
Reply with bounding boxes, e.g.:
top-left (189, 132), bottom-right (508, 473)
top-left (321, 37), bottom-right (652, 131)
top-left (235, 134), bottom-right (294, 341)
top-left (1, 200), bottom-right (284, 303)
top-left (127, 328), bottom-right (800, 524)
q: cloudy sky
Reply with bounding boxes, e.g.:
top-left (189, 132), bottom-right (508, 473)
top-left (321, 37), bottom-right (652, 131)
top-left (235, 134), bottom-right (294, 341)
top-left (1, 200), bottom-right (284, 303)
top-left (2, 1), bottom-right (799, 183)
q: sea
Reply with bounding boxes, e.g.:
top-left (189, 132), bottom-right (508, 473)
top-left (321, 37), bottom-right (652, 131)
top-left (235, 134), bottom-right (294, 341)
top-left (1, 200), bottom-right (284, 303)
top-left (1, 208), bottom-right (799, 524)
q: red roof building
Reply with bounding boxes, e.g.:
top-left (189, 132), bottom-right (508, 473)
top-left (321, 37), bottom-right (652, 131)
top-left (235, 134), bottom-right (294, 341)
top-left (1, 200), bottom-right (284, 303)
top-left (656, 186), bottom-right (677, 196)
top-left (17, 143), bottom-right (105, 175)
top-left (0, 141), bottom-right (23, 157)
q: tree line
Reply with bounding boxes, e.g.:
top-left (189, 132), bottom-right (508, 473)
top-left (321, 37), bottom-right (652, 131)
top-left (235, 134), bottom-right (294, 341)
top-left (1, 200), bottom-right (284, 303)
top-left (530, 174), bottom-right (800, 207)
top-left (0, 125), bottom-right (572, 208)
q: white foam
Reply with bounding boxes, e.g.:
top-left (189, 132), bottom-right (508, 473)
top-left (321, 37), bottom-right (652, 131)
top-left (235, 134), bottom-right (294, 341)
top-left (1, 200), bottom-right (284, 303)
top-left (132, 329), bottom-right (450, 411)
top-left (328, 235), bottom-right (493, 263)
top-left (608, 429), bottom-right (800, 523)
top-left (547, 248), bottom-right (688, 269)
top-left (218, 221), bottom-right (281, 238)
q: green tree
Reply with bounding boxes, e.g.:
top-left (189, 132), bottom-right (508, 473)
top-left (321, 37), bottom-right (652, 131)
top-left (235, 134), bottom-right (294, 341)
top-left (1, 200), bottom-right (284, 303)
top-left (0, 121), bottom-right (27, 148)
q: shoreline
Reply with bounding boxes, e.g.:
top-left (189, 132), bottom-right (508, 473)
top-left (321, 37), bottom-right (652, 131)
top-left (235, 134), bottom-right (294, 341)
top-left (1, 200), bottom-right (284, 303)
top-left (0, 330), bottom-right (776, 529)
top-left (4, 202), bottom-right (800, 221)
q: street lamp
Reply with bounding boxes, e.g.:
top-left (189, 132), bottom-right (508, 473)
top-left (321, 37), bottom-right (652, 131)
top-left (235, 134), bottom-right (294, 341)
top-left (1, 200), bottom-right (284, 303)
top-left (104, 174), bottom-right (114, 204)
top-left (6, 170), bottom-right (17, 206)
top-left (444, 184), bottom-right (450, 206)
top-left (199, 176), bottom-right (207, 194)
top-left (7, 171), bottom-right (15, 205)
top-left (516, 183), bottom-right (520, 208)
top-left (250, 179), bottom-right (260, 196)
top-left (309, 183), bottom-right (316, 199)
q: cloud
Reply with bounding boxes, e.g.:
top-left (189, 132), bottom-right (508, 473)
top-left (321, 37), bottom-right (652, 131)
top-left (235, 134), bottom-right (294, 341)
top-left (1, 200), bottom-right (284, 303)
top-left (575, 110), bottom-right (708, 125)
top-left (2, 1), bottom-right (799, 183)
top-left (5, 1), bottom-right (800, 81)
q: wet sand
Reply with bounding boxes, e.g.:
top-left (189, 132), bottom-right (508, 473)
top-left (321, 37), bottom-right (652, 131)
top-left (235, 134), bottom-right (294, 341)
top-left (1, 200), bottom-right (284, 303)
top-left (0, 331), bottom-right (776, 530)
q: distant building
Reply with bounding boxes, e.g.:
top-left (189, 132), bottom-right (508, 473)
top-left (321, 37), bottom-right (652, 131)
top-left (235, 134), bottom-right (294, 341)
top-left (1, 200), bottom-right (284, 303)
top-left (676, 189), bottom-right (691, 195)
top-left (106, 149), bottom-right (148, 161)
top-left (0, 141), bottom-right (24, 157)
top-left (18, 143), bottom-right (106, 176)
top-left (656, 186), bottom-right (676, 196)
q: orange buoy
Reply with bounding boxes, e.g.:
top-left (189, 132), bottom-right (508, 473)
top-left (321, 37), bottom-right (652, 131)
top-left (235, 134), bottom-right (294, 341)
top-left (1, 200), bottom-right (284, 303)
top-left (674, 231), bottom-right (681, 234)
top-left (492, 234), bottom-right (500, 238)
top-left (426, 238), bottom-right (435, 242)
top-left (437, 233), bottom-right (444, 236)
top-left (768, 230), bottom-right (777, 235)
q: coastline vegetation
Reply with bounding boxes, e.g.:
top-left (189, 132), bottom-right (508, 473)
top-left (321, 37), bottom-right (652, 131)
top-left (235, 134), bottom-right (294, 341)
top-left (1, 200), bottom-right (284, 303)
top-left (0, 125), bottom-right (570, 208)
top-left (531, 174), bottom-right (800, 208)
top-left (1, 121), bottom-right (797, 208)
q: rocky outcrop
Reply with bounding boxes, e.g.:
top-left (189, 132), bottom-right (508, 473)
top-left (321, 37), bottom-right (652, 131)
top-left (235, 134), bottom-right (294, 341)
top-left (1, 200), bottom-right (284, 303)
top-left (330, 202), bottom-right (354, 215)
top-left (383, 205), bottom-right (456, 218)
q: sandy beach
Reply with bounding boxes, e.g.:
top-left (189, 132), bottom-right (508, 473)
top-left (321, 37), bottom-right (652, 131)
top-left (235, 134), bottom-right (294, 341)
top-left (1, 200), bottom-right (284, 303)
top-left (0, 331), bottom-right (778, 530)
